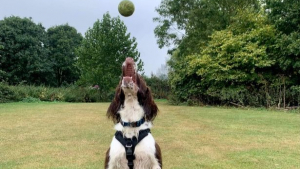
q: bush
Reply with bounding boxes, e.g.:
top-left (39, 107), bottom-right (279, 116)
top-left (289, 86), bottom-right (300, 106)
top-left (64, 86), bottom-right (102, 102)
top-left (143, 75), bottom-right (170, 99)
top-left (0, 82), bottom-right (17, 103)
top-left (0, 84), bottom-right (108, 103)
top-left (21, 97), bottom-right (41, 103)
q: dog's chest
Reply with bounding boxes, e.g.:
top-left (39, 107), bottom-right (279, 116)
top-left (119, 100), bottom-right (144, 122)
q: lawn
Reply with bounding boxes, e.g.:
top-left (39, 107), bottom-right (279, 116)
top-left (0, 102), bottom-right (299, 169)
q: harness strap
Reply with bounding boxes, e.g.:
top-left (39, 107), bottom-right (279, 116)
top-left (115, 129), bottom-right (151, 169)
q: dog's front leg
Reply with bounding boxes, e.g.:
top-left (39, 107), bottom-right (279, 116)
top-left (151, 156), bottom-right (162, 169)
top-left (106, 137), bottom-right (128, 169)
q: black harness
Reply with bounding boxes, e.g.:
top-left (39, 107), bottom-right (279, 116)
top-left (115, 118), bottom-right (150, 169)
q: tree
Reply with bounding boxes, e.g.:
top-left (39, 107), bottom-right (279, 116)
top-left (187, 10), bottom-right (277, 105)
top-left (265, 0), bottom-right (300, 84)
top-left (265, 0), bottom-right (300, 35)
top-left (155, 0), bottom-right (260, 104)
top-left (0, 16), bottom-right (51, 85)
top-left (154, 0), bottom-right (260, 55)
top-left (47, 24), bottom-right (83, 86)
top-left (189, 10), bottom-right (276, 83)
top-left (76, 13), bottom-right (143, 100)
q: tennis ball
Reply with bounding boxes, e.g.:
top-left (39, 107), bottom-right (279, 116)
top-left (118, 0), bottom-right (135, 17)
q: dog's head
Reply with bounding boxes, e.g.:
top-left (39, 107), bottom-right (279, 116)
top-left (107, 57), bottom-right (158, 123)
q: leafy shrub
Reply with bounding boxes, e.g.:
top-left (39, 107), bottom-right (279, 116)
top-left (289, 86), bottom-right (300, 106)
top-left (143, 75), bottom-right (170, 99)
top-left (168, 93), bottom-right (182, 105)
top-left (0, 82), bottom-right (16, 103)
top-left (21, 97), bottom-right (41, 103)
top-left (1, 84), bottom-right (106, 103)
top-left (64, 86), bottom-right (102, 102)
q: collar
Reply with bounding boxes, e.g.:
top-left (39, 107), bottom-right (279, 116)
top-left (121, 117), bottom-right (145, 127)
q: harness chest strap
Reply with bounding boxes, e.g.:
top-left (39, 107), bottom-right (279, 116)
top-left (115, 129), bottom-right (151, 169)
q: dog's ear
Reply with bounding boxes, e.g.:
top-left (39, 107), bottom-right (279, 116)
top-left (107, 82), bottom-right (124, 123)
top-left (137, 76), bottom-right (158, 121)
top-left (142, 87), bottom-right (158, 121)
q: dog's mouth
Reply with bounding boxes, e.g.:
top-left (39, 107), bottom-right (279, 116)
top-left (122, 57), bottom-right (137, 87)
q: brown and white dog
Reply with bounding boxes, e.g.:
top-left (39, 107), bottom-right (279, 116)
top-left (105, 57), bottom-right (162, 169)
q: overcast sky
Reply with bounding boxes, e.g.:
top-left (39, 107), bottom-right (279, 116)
top-left (0, 0), bottom-right (169, 76)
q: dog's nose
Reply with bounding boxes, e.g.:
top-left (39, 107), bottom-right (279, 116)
top-left (122, 77), bottom-right (133, 88)
top-left (125, 57), bottom-right (134, 63)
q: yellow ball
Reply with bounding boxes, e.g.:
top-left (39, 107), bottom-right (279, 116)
top-left (118, 0), bottom-right (135, 17)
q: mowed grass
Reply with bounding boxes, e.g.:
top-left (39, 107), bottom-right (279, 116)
top-left (0, 102), bottom-right (299, 169)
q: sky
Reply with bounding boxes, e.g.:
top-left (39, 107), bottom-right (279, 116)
top-left (0, 0), bottom-right (169, 76)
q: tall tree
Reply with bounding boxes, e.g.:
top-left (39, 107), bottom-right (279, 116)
top-left (265, 0), bottom-right (300, 84)
top-left (47, 24), bottom-right (83, 86)
top-left (155, 0), bottom-right (260, 103)
top-left (0, 16), bottom-right (51, 85)
top-left (76, 13), bottom-right (143, 100)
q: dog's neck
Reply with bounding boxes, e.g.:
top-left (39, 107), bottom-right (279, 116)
top-left (115, 93), bottom-right (152, 138)
top-left (121, 94), bottom-right (143, 122)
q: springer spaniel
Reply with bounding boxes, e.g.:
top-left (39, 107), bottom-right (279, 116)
top-left (105, 57), bottom-right (162, 169)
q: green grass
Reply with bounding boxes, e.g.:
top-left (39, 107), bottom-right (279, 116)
top-left (0, 102), bottom-right (299, 169)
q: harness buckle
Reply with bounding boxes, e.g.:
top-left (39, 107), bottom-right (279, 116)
top-left (126, 144), bottom-right (133, 148)
top-left (131, 122), bottom-right (137, 127)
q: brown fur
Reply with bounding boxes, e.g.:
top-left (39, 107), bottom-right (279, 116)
top-left (155, 143), bottom-right (163, 168)
top-left (107, 74), bottom-right (158, 123)
top-left (104, 148), bottom-right (110, 169)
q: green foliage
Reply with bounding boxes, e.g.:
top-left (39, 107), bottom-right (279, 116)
top-left (185, 10), bottom-right (292, 107)
top-left (157, 0), bottom-right (300, 107)
top-left (10, 85), bottom-right (65, 102)
top-left (155, 0), bottom-right (267, 106)
top-left (47, 24), bottom-right (83, 86)
top-left (265, 0), bottom-right (300, 35)
top-left (265, 0), bottom-right (300, 84)
top-left (76, 13), bottom-right (144, 100)
top-left (0, 16), bottom-right (52, 85)
top-left (290, 86), bottom-right (300, 105)
top-left (261, 0), bottom-right (300, 107)
top-left (0, 82), bottom-right (16, 103)
top-left (21, 97), bottom-right (41, 103)
top-left (154, 0), bottom-right (196, 49)
top-left (154, 0), bottom-right (260, 55)
top-left (189, 10), bottom-right (276, 85)
top-left (63, 86), bottom-right (105, 103)
top-left (143, 75), bottom-right (170, 99)
top-left (0, 84), bottom-right (105, 103)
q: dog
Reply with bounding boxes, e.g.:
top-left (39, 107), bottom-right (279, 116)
top-left (105, 57), bottom-right (162, 169)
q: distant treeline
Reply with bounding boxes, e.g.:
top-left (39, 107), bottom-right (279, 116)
top-left (0, 13), bottom-right (148, 102)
